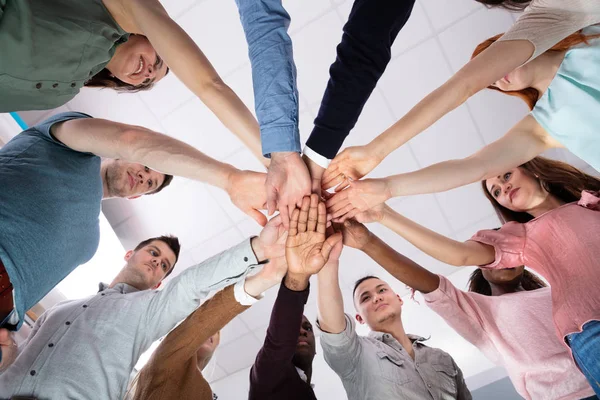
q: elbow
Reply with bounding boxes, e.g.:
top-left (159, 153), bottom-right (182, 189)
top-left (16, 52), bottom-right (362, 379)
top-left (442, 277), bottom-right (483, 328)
top-left (200, 76), bottom-right (229, 96)
top-left (118, 128), bottom-right (152, 161)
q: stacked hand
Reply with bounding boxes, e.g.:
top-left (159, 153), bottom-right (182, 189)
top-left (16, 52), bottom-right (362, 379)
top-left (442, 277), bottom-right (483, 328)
top-left (285, 194), bottom-right (343, 290)
top-left (226, 169), bottom-right (269, 226)
top-left (338, 219), bottom-right (373, 251)
top-left (254, 215), bottom-right (289, 282)
top-left (325, 178), bottom-right (391, 222)
top-left (321, 145), bottom-right (382, 191)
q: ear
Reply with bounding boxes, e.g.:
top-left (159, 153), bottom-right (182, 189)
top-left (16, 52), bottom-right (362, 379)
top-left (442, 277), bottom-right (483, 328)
top-left (127, 195), bottom-right (141, 200)
top-left (124, 249), bottom-right (134, 262)
top-left (397, 294), bottom-right (403, 306)
top-left (355, 314), bottom-right (365, 325)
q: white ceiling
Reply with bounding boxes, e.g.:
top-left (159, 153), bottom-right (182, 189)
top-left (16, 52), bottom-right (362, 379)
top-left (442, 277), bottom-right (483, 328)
top-left (14, 0), bottom-right (597, 398)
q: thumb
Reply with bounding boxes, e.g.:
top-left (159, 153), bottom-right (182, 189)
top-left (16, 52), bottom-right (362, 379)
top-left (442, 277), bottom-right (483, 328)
top-left (248, 208), bottom-right (268, 227)
top-left (266, 186), bottom-right (278, 216)
top-left (321, 232), bottom-right (343, 261)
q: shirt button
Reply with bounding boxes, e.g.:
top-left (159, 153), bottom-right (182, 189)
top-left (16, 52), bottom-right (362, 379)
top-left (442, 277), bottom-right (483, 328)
top-left (101, 293), bottom-right (105, 296)
top-left (52, 83), bottom-right (58, 88)
top-left (30, 370), bottom-right (36, 376)
top-left (427, 384), bottom-right (432, 388)
top-left (48, 343), bottom-right (54, 348)
top-left (70, 82), bottom-right (76, 88)
top-left (243, 257), bottom-right (248, 262)
top-left (65, 321), bottom-right (71, 325)
top-left (82, 305), bottom-right (88, 308)
top-left (35, 83), bottom-right (42, 89)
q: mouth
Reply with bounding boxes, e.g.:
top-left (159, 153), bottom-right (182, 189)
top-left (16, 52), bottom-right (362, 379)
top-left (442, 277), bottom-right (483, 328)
top-left (145, 262), bottom-right (155, 272)
top-left (131, 56), bottom-right (145, 77)
top-left (375, 303), bottom-right (388, 312)
top-left (127, 172), bottom-right (135, 191)
top-left (297, 340), bottom-right (310, 347)
top-left (509, 187), bottom-right (519, 202)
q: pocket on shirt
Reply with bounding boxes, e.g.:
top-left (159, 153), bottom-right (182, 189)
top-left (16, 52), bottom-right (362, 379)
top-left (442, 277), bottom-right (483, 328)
top-left (376, 351), bottom-right (412, 386)
top-left (432, 361), bottom-right (458, 395)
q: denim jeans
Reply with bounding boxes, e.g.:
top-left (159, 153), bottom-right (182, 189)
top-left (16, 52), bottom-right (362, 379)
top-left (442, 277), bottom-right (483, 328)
top-left (567, 320), bottom-right (600, 396)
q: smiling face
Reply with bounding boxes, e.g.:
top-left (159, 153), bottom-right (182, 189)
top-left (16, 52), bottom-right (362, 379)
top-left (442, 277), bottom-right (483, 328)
top-left (354, 278), bottom-right (403, 330)
top-left (101, 160), bottom-right (165, 199)
top-left (106, 35), bottom-right (168, 87)
top-left (485, 167), bottom-right (549, 212)
top-left (122, 240), bottom-right (177, 290)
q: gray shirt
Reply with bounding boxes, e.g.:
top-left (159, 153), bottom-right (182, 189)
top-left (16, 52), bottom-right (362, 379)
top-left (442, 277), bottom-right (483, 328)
top-left (318, 314), bottom-right (472, 400)
top-left (0, 239), bottom-right (259, 400)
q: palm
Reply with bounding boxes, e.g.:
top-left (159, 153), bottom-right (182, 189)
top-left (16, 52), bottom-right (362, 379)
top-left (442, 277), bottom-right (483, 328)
top-left (322, 146), bottom-right (380, 191)
top-left (286, 229), bottom-right (328, 275)
top-left (228, 170), bottom-right (268, 226)
top-left (355, 203), bottom-right (385, 223)
top-left (348, 180), bottom-right (388, 211)
top-left (340, 220), bottom-right (371, 249)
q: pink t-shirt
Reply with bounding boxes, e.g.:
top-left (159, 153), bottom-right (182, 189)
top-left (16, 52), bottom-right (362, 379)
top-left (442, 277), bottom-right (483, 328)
top-left (469, 191), bottom-right (600, 342)
top-left (424, 276), bottom-right (593, 400)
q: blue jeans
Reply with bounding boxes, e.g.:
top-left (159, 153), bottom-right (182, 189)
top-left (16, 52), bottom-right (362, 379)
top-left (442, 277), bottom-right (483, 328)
top-left (567, 320), bottom-right (600, 396)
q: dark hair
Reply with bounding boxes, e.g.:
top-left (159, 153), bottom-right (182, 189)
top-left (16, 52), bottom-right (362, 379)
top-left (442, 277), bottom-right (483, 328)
top-left (472, 31), bottom-right (600, 110)
top-left (468, 268), bottom-right (546, 295)
top-left (482, 156), bottom-right (600, 223)
top-left (474, 0), bottom-right (530, 10)
top-left (148, 174), bottom-right (174, 195)
top-left (134, 235), bottom-right (181, 277)
top-left (353, 275), bottom-right (380, 297)
top-left (84, 67), bottom-right (169, 93)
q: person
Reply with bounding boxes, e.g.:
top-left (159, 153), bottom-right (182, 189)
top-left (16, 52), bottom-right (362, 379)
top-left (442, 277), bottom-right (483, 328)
top-left (343, 157), bottom-right (600, 394)
top-left (316, 234), bottom-right (472, 399)
top-left (249, 194), bottom-right (342, 400)
top-left (338, 216), bottom-right (595, 400)
top-left (1, 0), bottom-right (265, 162)
top-left (125, 215), bottom-right (290, 400)
top-left (0, 216), bottom-right (287, 398)
top-left (0, 111), bottom-right (267, 335)
top-left (322, 1), bottom-right (600, 216)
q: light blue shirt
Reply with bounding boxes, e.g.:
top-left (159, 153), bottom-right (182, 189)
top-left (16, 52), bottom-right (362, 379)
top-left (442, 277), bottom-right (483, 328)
top-left (0, 112), bottom-right (101, 329)
top-left (532, 24), bottom-right (600, 172)
top-left (0, 239), bottom-right (260, 399)
top-left (235, 0), bottom-right (300, 157)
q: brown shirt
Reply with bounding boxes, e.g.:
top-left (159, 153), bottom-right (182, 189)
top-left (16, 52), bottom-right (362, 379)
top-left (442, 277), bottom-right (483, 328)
top-left (130, 285), bottom-right (249, 400)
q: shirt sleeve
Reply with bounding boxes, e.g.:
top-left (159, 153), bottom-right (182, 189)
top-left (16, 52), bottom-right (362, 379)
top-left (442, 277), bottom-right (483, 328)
top-left (234, 0), bottom-right (300, 157)
top-left (31, 112), bottom-right (93, 150)
top-left (468, 224), bottom-right (526, 270)
top-left (454, 358), bottom-right (473, 400)
top-left (498, 1), bottom-right (600, 63)
top-left (317, 313), bottom-right (362, 379)
top-left (249, 282), bottom-right (309, 394)
top-left (422, 276), bottom-right (495, 353)
top-left (142, 239), bottom-right (262, 342)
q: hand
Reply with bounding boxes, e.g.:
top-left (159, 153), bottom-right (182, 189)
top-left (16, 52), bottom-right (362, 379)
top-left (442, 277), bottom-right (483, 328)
top-left (285, 194), bottom-right (343, 281)
top-left (302, 154), bottom-right (325, 197)
top-left (322, 145), bottom-right (382, 191)
top-left (266, 152), bottom-right (312, 228)
top-left (326, 179), bottom-right (392, 222)
top-left (254, 215), bottom-right (288, 263)
top-left (339, 219), bottom-right (373, 250)
top-left (0, 328), bottom-right (17, 372)
top-left (354, 203), bottom-right (386, 224)
top-left (225, 169), bottom-right (268, 226)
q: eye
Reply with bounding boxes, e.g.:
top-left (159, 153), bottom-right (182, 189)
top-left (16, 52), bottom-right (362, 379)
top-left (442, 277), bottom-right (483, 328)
top-left (305, 325), bottom-right (313, 332)
top-left (379, 288), bottom-right (386, 293)
top-left (161, 262), bottom-right (167, 271)
top-left (504, 172), bottom-right (511, 181)
top-left (361, 296), bottom-right (369, 303)
top-left (493, 189), bottom-right (501, 198)
top-left (150, 250), bottom-right (157, 256)
top-left (147, 179), bottom-right (152, 188)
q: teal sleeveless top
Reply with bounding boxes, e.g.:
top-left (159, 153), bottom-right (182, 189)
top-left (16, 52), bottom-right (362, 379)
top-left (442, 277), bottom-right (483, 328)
top-left (0, 0), bottom-right (129, 112)
top-left (532, 24), bottom-right (600, 172)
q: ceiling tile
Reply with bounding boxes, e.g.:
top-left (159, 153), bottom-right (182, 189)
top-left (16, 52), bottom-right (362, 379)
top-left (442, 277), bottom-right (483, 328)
top-left (219, 315), bottom-right (251, 346)
top-left (238, 285), bottom-right (279, 331)
top-left (159, 0), bottom-right (198, 19)
top-left (452, 214), bottom-right (501, 242)
top-left (138, 72), bottom-right (195, 120)
top-left (187, 227), bottom-right (245, 264)
top-left (205, 363), bottom-right (227, 384)
top-left (389, 194), bottom-right (453, 237)
top-left (215, 332), bottom-right (262, 374)
top-left (435, 182), bottom-right (497, 232)
top-left (420, 0), bottom-right (481, 33)
top-left (209, 366), bottom-right (252, 397)
top-left (222, 64), bottom-right (256, 114)
top-left (284, 0), bottom-right (334, 33)
top-left (390, 1), bottom-right (434, 58)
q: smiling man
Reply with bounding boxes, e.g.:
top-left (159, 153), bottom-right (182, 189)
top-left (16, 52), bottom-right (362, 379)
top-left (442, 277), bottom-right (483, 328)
top-left (316, 257), bottom-right (471, 399)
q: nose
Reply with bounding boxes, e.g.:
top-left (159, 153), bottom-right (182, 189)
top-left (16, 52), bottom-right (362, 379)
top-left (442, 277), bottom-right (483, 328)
top-left (503, 182), bottom-right (512, 195)
top-left (299, 328), bottom-right (307, 337)
top-left (145, 64), bottom-right (155, 78)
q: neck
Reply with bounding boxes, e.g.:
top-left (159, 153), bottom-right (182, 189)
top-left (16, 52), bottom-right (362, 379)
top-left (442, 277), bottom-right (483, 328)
top-left (294, 359), bottom-right (313, 384)
top-left (377, 317), bottom-right (413, 355)
top-left (531, 51), bottom-right (566, 97)
top-left (489, 280), bottom-right (525, 296)
top-left (527, 195), bottom-right (565, 218)
top-left (100, 164), bottom-right (110, 199)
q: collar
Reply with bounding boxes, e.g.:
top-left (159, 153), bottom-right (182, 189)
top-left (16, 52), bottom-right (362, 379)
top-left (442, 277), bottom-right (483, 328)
top-left (368, 331), bottom-right (428, 344)
top-left (98, 282), bottom-right (142, 295)
top-left (295, 367), bottom-right (315, 389)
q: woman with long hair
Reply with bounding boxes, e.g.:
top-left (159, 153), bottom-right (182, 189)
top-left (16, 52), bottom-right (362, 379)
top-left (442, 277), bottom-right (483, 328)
top-left (338, 217), bottom-right (595, 399)
top-left (336, 156), bottom-right (600, 394)
top-left (0, 0), bottom-right (265, 162)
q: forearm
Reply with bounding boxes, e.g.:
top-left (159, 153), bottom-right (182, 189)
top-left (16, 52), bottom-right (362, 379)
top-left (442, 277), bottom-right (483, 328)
top-left (361, 234), bottom-right (440, 294)
top-left (316, 261), bottom-right (345, 334)
top-left (380, 206), bottom-right (490, 267)
top-left (235, 0), bottom-right (300, 156)
top-left (123, 0), bottom-right (266, 166)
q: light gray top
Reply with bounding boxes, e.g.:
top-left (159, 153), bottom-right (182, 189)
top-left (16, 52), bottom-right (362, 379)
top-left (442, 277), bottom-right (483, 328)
top-left (0, 239), bottom-right (260, 399)
top-left (318, 314), bottom-right (472, 400)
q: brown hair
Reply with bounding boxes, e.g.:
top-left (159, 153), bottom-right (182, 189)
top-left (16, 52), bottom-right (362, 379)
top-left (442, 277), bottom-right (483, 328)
top-left (472, 31), bottom-right (600, 110)
top-left (474, 0), bottom-right (530, 11)
top-left (148, 174), bottom-right (174, 195)
top-left (468, 268), bottom-right (546, 296)
top-left (84, 67), bottom-right (169, 93)
top-left (482, 156), bottom-right (600, 223)
top-left (134, 235), bottom-right (181, 277)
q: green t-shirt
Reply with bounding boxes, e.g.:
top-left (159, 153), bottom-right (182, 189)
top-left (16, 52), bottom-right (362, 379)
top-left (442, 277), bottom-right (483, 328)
top-left (0, 0), bottom-right (129, 112)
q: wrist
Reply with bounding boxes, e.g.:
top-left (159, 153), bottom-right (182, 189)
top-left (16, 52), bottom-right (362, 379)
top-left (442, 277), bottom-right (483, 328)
top-left (382, 176), bottom-right (396, 199)
top-left (250, 237), bottom-right (266, 262)
top-left (284, 272), bottom-right (310, 291)
top-left (223, 165), bottom-right (241, 192)
top-left (366, 140), bottom-right (387, 164)
top-left (271, 151), bottom-right (298, 162)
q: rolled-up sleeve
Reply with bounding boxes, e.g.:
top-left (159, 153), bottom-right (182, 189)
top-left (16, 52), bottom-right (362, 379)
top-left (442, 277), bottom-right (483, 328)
top-left (235, 0), bottom-right (300, 157)
top-left (468, 224), bottom-right (526, 270)
top-left (317, 313), bottom-right (362, 379)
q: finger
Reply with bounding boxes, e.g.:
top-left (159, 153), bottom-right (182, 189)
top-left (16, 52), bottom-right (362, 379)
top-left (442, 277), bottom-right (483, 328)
top-left (297, 196), bottom-right (311, 233)
top-left (331, 203), bottom-right (356, 220)
top-left (316, 202), bottom-right (327, 234)
top-left (322, 173), bottom-right (346, 191)
top-left (307, 194), bottom-right (319, 232)
top-left (289, 208), bottom-right (300, 237)
top-left (325, 190), bottom-right (349, 209)
top-left (333, 178), bottom-right (351, 193)
top-left (0, 329), bottom-right (12, 345)
top-left (321, 232), bottom-right (343, 261)
top-left (269, 214), bottom-right (282, 228)
top-left (279, 204), bottom-right (290, 230)
top-left (321, 190), bottom-right (333, 201)
top-left (328, 198), bottom-right (353, 216)
top-left (246, 208), bottom-right (266, 227)
top-left (266, 186), bottom-right (278, 217)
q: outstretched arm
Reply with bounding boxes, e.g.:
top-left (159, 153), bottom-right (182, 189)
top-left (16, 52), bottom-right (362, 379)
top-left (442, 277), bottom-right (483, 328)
top-left (108, 0), bottom-right (266, 165)
top-left (316, 253), bottom-right (346, 335)
top-left (326, 115), bottom-right (555, 220)
top-left (51, 117), bottom-right (269, 225)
